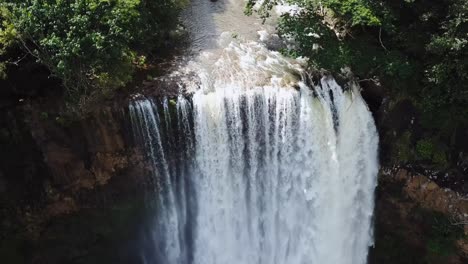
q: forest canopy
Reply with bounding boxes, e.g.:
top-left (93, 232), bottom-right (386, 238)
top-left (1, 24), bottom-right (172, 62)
top-left (0, 0), bottom-right (186, 108)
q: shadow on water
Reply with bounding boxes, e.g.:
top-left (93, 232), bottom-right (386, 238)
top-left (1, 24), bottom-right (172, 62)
top-left (182, 0), bottom-right (228, 52)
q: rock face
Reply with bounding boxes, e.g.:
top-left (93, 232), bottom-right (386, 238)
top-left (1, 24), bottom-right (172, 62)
top-left (361, 78), bottom-right (468, 263)
top-left (394, 169), bottom-right (468, 220)
top-left (370, 168), bottom-right (468, 264)
top-left (1, 76), bottom-right (467, 263)
top-left (0, 101), bottom-right (153, 263)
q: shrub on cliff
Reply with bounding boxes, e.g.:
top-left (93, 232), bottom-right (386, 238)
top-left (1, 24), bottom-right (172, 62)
top-left (0, 0), bottom-right (186, 110)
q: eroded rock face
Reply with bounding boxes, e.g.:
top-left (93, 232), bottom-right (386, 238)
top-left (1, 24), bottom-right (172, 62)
top-left (398, 169), bottom-right (468, 260)
top-left (394, 169), bottom-right (468, 221)
top-left (370, 168), bottom-right (468, 264)
top-left (0, 101), bottom-right (155, 263)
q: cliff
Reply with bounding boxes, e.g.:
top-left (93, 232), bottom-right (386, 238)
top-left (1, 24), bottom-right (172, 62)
top-left (363, 82), bottom-right (468, 264)
top-left (0, 78), bottom-right (466, 264)
top-left (0, 99), bottom-right (155, 263)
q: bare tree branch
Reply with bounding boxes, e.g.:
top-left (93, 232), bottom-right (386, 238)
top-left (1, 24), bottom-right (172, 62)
top-left (451, 220), bottom-right (468, 226)
top-left (379, 27), bottom-right (388, 52)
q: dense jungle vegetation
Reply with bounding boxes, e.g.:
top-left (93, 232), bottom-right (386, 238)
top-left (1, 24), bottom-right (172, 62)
top-left (0, 0), bottom-right (186, 111)
top-left (248, 0), bottom-right (468, 172)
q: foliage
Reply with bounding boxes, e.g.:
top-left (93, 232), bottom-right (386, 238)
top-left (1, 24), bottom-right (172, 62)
top-left (420, 0), bottom-right (468, 129)
top-left (372, 205), bottom-right (465, 263)
top-left (247, 0), bottom-right (468, 169)
top-left (416, 138), bottom-right (448, 166)
top-left (393, 131), bottom-right (413, 164)
top-left (247, 0), bottom-right (420, 82)
top-left (323, 0), bottom-right (382, 27)
top-left (0, 0), bottom-right (186, 110)
top-left (370, 184), bottom-right (466, 264)
top-left (0, 6), bottom-right (17, 79)
top-left (416, 139), bottom-right (434, 160)
top-left (420, 210), bottom-right (465, 261)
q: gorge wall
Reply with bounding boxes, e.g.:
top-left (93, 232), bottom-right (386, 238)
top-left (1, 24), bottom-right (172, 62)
top-left (0, 99), bottom-right (157, 263)
top-left (1, 76), bottom-right (467, 264)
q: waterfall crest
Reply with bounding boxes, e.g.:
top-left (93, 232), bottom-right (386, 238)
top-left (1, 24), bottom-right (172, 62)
top-left (129, 34), bottom-right (379, 264)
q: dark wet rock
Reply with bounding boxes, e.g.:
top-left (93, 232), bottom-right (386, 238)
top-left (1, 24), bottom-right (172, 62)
top-left (0, 172), bottom-right (5, 194)
top-left (0, 100), bottom-right (155, 263)
top-left (0, 55), bottom-right (62, 108)
top-left (359, 78), bottom-right (385, 116)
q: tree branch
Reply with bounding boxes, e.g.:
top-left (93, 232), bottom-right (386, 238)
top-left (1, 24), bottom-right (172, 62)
top-left (379, 27), bottom-right (388, 52)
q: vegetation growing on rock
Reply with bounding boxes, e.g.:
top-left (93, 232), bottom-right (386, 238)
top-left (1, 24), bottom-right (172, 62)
top-left (371, 169), bottom-right (468, 264)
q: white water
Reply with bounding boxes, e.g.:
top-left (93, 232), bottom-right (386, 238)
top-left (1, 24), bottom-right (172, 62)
top-left (129, 34), bottom-right (378, 264)
top-left (130, 1), bottom-right (379, 263)
top-left (181, 0), bottom-right (277, 52)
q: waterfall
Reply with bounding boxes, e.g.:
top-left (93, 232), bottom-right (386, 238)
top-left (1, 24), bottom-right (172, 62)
top-left (129, 34), bottom-right (379, 264)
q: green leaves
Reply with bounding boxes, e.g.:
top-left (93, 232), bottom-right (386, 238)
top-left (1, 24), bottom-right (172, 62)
top-left (247, 0), bottom-right (468, 169)
top-left (326, 0), bottom-right (381, 26)
top-left (1, 0), bottom-right (185, 110)
top-left (0, 5), bottom-right (17, 79)
top-left (0, 7), bottom-right (16, 49)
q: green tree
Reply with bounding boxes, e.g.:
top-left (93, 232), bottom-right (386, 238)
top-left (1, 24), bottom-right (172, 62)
top-left (247, 0), bottom-right (468, 168)
top-left (1, 0), bottom-right (186, 110)
top-left (0, 5), bottom-right (17, 79)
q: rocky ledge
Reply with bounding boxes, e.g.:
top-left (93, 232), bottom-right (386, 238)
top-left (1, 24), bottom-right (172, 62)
top-left (370, 167), bottom-right (468, 264)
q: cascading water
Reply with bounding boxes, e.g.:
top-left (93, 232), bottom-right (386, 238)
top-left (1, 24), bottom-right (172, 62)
top-left (129, 32), bottom-right (379, 264)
